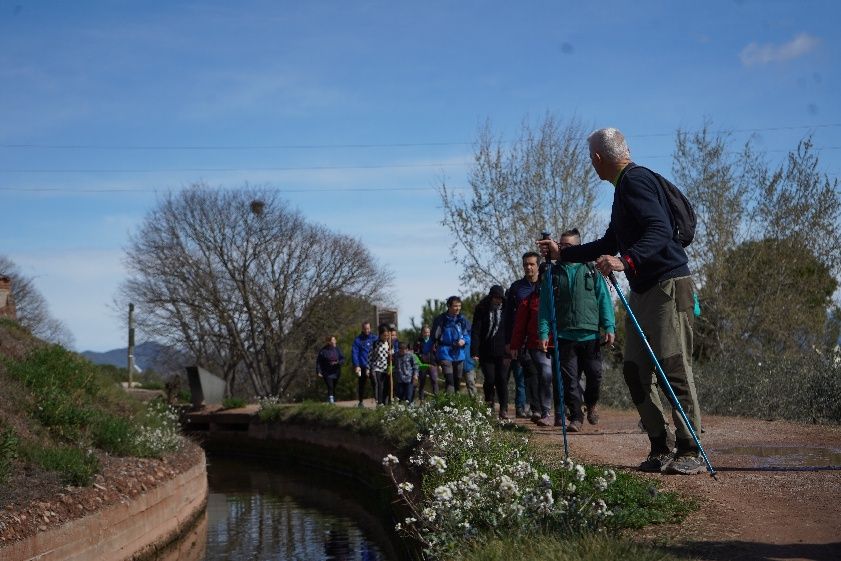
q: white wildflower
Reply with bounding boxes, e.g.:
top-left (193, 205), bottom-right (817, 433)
top-left (382, 454), bottom-right (399, 466)
top-left (574, 464), bottom-right (586, 481)
top-left (434, 485), bottom-right (453, 502)
top-left (594, 477), bottom-right (608, 492)
top-left (397, 482), bottom-right (414, 494)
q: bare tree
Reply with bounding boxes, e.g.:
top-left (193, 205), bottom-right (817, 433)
top-left (120, 185), bottom-right (392, 397)
top-left (673, 122), bottom-right (841, 357)
top-left (440, 114), bottom-right (600, 290)
top-left (0, 255), bottom-right (75, 347)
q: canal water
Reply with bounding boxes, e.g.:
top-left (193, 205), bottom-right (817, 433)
top-left (166, 456), bottom-right (400, 561)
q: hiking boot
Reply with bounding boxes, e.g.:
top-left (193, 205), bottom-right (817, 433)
top-left (554, 416), bottom-right (564, 427)
top-left (567, 420), bottom-right (583, 432)
top-left (499, 410), bottom-right (509, 420)
top-left (639, 452), bottom-right (674, 473)
top-left (586, 404), bottom-right (599, 425)
top-left (667, 453), bottom-right (705, 475)
top-left (530, 412), bottom-right (542, 423)
top-left (536, 416), bottom-right (552, 427)
top-left (515, 408), bottom-right (528, 419)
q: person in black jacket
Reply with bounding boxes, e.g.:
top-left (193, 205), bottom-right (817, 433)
top-left (538, 127), bottom-right (703, 476)
top-left (471, 285), bottom-right (510, 417)
top-left (316, 335), bottom-right (345, 404)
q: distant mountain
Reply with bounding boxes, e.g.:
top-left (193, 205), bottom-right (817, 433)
top-left (81, 341), bottom-right (187, 374)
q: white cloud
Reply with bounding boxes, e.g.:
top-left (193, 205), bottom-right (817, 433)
top-left (740, 33), bottom-right (820, 66)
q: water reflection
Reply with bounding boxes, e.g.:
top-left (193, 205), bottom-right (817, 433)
top-left (202, 457), bottom-right (394, 561)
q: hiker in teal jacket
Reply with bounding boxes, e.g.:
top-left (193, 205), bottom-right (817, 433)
top-left (538, 228), bottom-right (615, 432)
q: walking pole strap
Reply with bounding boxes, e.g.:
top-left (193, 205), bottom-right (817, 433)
top-left (608, 273), bottom-right (717, 478)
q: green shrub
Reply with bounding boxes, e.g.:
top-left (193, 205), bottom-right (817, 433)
top-left (24, 445), bottom-right (99, 486)
top-left (222, 396), bottom-right (246, 409)
top-left (177, 389), bottom-right (192, 403)
top-left (0, 426), bottom-right (18, 484)
top-left (92, 415), bottom-right (136, 456)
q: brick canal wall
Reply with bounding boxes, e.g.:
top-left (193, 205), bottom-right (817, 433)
top-left (1, 452), bottom-right (207, 561)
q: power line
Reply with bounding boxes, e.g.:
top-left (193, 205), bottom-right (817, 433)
top-left (1, 123), bottom-right (839, 151)
top-left (1, 145), bottom-right (838, 173)
top-left (0, 185), bottom-right (449, 193)
top-left (0, 161), bottom-right (471, 173)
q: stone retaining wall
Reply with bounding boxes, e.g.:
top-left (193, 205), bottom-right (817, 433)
top-left (1, 454), bottom-right (207, 561)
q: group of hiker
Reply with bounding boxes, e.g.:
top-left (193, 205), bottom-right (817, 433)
top-left (318, 127), bottom-right (706, 475)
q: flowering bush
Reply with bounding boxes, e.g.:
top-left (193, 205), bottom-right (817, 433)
top-left (130, 399), bottom-right (182, 458)
top-left (257, 395), bottom-right (285, 422)
top-left (381, 395), bottom-right (617, 559)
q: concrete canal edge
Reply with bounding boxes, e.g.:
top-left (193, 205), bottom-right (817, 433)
top-left (3, 405), bottom-right (411, 561)
top-left (2, 448), bottom-right (208, 561)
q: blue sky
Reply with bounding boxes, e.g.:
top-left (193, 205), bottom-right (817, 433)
top-left (1, 0), bottom-right (839, 351)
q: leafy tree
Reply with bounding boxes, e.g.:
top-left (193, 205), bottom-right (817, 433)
top-left (440, 114), bottom-right (600, 291)
top-left (0, 255), bottom-right (75, 347)
top-left (120, 185), bottom-right (391, 397)
top-left (700, 237), bottom-right (836, 357)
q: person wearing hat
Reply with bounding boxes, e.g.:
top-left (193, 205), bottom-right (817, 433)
top-left (471, 285), bottom-right (511, 418)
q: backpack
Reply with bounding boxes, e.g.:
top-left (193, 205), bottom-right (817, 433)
top-left (628, 165), bottom-right (696, 247)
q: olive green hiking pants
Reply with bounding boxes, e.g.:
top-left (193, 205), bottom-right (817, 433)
top-left (623, 276), bottom-right (702, 453)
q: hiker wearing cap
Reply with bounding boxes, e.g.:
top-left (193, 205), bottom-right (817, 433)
top-left (537, 127), bottom-right (703, 475)
top-left (537, 228), bottom-right (615, 433)
top-left (470, 285), bottom-right (510, 418)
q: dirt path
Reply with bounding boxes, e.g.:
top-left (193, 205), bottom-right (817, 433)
top-left (520, 407), bottom-right (841, 561)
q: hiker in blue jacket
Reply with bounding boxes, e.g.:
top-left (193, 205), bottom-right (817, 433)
top-left (431, 295), bottom-right (471, 393)
top-left (351, 321), bottom-right (378, 408)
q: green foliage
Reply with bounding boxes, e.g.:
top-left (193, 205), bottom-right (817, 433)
top-left (452, 533), bottom-right (687, 561)
top-left (1, 344), bottom-right (183, 486)
top-left (222, 396), bottom-right (246, 409)
top-left (23, 444), bottom-right (100, 487)
top-left (698, 237), bottom-right (836, 358)
top-left (91, 415), bottom-right (136, 456)
top-left (0, 425), bottom-right (18, 484)
top-left (695, 347), bottom-right (841, 423)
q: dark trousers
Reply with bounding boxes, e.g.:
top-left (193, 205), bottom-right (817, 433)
top-left (558, 338), bottom-right (604, 422)
top-left (357, 367), bottom-right (375, 402)
top-left (439, 360), bottom-right (464, 393)
top-left (481, 357), bottom-right (510, 412)
top-left (417, 364), bottom-right (438, 401)
top-left (323, 375), bottom-right (338, 399)
top-left (374, 369), bottom-right (391, 404)
top-left (396, 381), bottom-right (414, 403)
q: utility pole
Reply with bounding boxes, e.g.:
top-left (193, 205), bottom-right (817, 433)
top-left (127, 303), bottom-right (135, 389)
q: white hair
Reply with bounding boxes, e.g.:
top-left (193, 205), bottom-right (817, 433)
top-left (587, 128), bottom-right (631, 163)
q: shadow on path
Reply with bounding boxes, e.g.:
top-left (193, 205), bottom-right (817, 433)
top-left (667, 540), bottom-right (841, 561)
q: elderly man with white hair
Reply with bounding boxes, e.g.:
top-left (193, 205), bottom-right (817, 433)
top-left (538, 128), bottom-right (703, 475)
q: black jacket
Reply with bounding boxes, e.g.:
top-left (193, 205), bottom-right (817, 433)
top-left (471, 296), bottom-right (507, 359)
top-left (562, 163), bottom-right (690, 293)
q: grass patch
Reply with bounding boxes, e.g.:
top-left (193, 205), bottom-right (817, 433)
top-left (451, 533), bottom-right (691, 561)
top-left (258, 399), bottom-right (417, 450)
top-left (0, 342), bottom-right (183, 485)
top-left (222, 396), bottom-right (246, 409)
top-left (23, 444), bottom-right (100, 487)
top-left (0, 425), bottom-right (18, 484)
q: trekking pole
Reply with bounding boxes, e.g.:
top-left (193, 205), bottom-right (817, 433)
top-left (544, 259), bottom-right (570, 460)
top-left (608, 272), bottom-right (717, 479)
